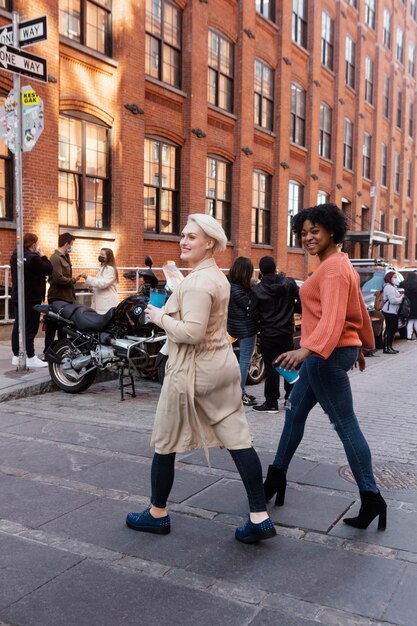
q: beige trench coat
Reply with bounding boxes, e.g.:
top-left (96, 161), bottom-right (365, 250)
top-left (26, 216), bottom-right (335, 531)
top-left (85, 266), bottom-right (118, 314)
top-left (151, 258), bottom-right (251, 454)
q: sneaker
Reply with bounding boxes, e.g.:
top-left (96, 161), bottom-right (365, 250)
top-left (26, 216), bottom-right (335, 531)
top-left (235, 517), bottom-right (277, 544)
top-left (242, 393), bottom-right (256, 406)
top-left (26, 355), bottom-right (48, 368)
top-left (126, 507), bottom-right (170, 534)
top-left (252, 402), bottom-right (279, 414)
top-left (12, 355), bottom-right (19, 366)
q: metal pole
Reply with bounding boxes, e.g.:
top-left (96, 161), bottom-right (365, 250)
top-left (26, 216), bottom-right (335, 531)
top-left (12, 11), bottom-right (26, 370)
top-left (367, 180), bottom-right (378, 259)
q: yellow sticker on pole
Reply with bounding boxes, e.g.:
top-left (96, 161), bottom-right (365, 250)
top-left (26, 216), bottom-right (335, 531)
top-left (21, 90), bottom-right (39, 106)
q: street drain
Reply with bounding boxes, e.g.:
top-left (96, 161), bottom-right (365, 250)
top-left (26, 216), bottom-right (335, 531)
top-left (339, 463), bottom-right (417, 490)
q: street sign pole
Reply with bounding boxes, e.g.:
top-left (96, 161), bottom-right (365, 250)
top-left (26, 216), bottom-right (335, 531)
top-left (13, 11), bottom-right (26, 370)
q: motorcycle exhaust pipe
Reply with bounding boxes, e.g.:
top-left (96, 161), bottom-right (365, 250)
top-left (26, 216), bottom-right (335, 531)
top-left (70, 355), bottom-right (92, 371)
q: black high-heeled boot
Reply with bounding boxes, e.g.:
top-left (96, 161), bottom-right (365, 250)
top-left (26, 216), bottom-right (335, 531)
top-left (343, 490), bottom-right (387, 530)
top-left (263, 465), bottom-right (287, 506)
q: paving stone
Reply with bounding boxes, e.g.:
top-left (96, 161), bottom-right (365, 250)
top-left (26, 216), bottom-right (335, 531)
top-left (330, 505), bottom-right (417, 552)
top-left (0, 439), bottom-right (108, 477)
top-left (382, 563), bottom-right (417, 626)
top-left (1, 559), bottom-right (257, 626)
top-left (71, 456), bottom-right (220, 503)
top-left (0, 411), bottom-right (35, 429)
top-left (186, 534), bottom-right (405, 620)
top-left (0, 533), bottom-right (82, 611)
top-left (39, 497), bottom-right (236, 569)
top-left (185, 478), bottom-right (249, 516)
top-left (248, 609), bottom-right (319, 626)
top-left (298, 462), bottom-right (358, 492)
top-left (0, 474), bottom-right (97, 527)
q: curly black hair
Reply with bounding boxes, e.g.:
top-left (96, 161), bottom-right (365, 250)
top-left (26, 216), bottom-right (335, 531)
top-left (291, 203), bottom-right (348, 244)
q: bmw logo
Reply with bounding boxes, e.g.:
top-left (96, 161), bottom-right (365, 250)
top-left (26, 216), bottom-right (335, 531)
top-left (133, 306), bottom-right (142, 316)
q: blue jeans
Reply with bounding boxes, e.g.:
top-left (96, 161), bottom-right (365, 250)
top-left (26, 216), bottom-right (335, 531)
top-left (238, 335), bottom-right (256, 392)
top-left (273, 347), bottom-right (378, 493)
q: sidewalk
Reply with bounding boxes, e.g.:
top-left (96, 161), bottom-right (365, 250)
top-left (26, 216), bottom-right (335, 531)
top-left (0, 334), bottom-right (417, 625)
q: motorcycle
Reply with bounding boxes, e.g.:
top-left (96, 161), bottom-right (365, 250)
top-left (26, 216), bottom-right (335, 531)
top-left (36, 266), bottom-right (167, 399)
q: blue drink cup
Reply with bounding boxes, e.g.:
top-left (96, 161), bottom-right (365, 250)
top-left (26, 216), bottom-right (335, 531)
top-left (149, 290), bottom-right (166, 308)
top-left (275, 365), bottom-right (299, 384)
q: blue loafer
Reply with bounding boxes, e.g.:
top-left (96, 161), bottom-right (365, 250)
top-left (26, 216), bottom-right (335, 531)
top-left (235, 517), bottom-right (276, 544)
top-left (126, 507), bottom-right (170, 534)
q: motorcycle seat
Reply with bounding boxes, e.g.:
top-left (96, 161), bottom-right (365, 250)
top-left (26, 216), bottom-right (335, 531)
top-left (50, 301), bottom-right (115, 331)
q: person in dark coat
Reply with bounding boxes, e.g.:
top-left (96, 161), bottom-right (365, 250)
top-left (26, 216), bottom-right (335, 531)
top-left (10, 233), bottom-right (52, 367)
top-left (402, 271), bottom-right (417, 340)
top-left (252, 256), bottom-right (300, 413)
top-left (227, 257), bottom-right (259, 406)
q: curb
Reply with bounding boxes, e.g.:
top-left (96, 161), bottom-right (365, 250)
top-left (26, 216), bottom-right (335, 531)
top-left (0, 379), bottom-right (56, 403)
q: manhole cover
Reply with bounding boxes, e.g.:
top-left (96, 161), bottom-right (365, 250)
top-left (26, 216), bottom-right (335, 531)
top-left (339, 464), bottom-right (417, 490)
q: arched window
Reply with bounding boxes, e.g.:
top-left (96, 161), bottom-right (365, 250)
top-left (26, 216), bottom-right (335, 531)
top-left (58, 112), bottom-right (110, 229)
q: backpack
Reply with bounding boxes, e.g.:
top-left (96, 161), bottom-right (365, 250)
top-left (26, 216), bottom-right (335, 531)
top-left (398, 295), bottom-right (411, 319)
top-left (374, 289), bottom-right (385, 311)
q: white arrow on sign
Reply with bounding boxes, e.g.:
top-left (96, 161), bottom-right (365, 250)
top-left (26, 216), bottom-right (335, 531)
top-left (0, 44), bottom-right (47, 82)
top-left (0, 16), bottom-right (48, 48)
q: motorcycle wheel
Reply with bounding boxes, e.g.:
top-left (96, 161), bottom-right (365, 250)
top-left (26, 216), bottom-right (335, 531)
top-left (49, 338), bottom-right (97, 393)
top-left (246, 340), bottom-right (266, 385)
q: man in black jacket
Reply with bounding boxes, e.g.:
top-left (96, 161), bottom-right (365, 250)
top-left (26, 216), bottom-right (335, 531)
top-left (252, 256), bottom-right (299, 413)
top-left (10, 233), bottom-right (52, 367)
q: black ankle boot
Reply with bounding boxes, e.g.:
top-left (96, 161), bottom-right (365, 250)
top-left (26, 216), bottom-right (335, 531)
top-left (343, 490), bottom-right (387, 530)
top-left (263, 465), bottom-right (287, 506)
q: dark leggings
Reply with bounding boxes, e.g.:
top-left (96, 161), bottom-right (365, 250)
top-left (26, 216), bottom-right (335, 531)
top-left (382, 311), bottom-right (398, 349)
top-left (151, 448), bottom-right (267, 512)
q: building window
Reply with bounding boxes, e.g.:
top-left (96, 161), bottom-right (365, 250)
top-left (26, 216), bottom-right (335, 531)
top-left (343, 118), bottom-right (353, 170)
top-left (252, 171), bottom-right (271, 244)
top-left (396, 28), bottom-right (404, 63)
top-left (145, 0), bottom-right (181, 88)
top-left (290, 82), bottom-right (306, 146)
top-left (362, 132), bottom-right (371, 179)
top-left (317, 190), bottom-right (329, 204)
top-left (0, 141), bottom-right (12, 221)
top-left (0, 0), bottom-right (11, 8)
top-left (256, 0), bottom-right (275, 22)
top-left (288, 180), bottom-right (303, 247)
top-left (321, 12), bottom-right (334, 71)
top-left (208, 30), bottom-right (234, 113)
top-left (410, 102), bottom-right (414, 137)
top-left (254, 59), bottom-right (274, 130)
top-left (412, 0), bottom-right (417, 21)
top-left (397, 91), bottom-right (403, 128)
top-left (383, 74), bottom-right (390, 118)
top-left (292, 0), bottom-right (307, 49)
top-left (58, 114), bottom-right (110, 229)
top-left (319, 103), bottom-right (332, 159)
top-left (365, 56), bottom-right (374, 104)
top-left (383, 9), bottom-right (391, 49)
top-left (407, 160), bottom-right (412, 197)
top-left (405, 219), bottom-right (410, 259)
top-left (394, 153), bottom-right (400, 193)
top-left (345, 36), bottom-right (355, 88)
top-left (206, 157), bottom-right (231, 239)
top-left (381, 143), bottom-right (387, 187)
top-left (379, 212), bottom-right (385, 258)
top-left (144, 137), bottom-right (179, 235)
top-left (409, 42), bottom-right (415, 77)
top-left (392, 217), bottom-right (399, 260)
top-left (365, 0), bottom-right (375, 29)
top-left (59, 0), bottom-right (112, 56)
top-left (348, 0), bottom-right (357, 7)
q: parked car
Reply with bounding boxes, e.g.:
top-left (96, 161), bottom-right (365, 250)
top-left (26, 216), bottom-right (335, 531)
top-left (350, 259), bottom-right (404, 348)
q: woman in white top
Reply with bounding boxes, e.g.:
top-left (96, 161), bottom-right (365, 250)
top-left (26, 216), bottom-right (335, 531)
top-left (82, 248), bottom-right (119, 313)
top-left (381, 271), bottom-right (404, 354)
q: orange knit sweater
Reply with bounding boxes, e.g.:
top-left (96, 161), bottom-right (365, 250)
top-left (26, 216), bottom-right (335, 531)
top-left (300, 253), bottom-right (375, 359)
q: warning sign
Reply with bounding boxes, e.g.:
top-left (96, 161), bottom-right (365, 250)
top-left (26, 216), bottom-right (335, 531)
top-left (21, 89), bottom-right (39, 106)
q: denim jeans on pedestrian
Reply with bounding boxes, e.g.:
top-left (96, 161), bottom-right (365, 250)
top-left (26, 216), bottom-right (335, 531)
top-left (238, 335), bottom-right (256, 391)
top-left (273, 347), bottom-right (378, 493)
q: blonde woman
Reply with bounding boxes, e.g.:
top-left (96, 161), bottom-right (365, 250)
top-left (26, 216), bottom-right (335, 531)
top-left (82, 248), bottom-right (118, 313)
top-left (126, 214), bottom-right (276, 544)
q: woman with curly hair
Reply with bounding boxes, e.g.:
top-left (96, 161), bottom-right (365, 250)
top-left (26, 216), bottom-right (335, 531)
top-left (263, 203), bottom-right (387, 531)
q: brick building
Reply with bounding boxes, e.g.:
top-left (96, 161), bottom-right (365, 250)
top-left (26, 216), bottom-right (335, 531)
top-left (1, 0), bottom-right (417, 282)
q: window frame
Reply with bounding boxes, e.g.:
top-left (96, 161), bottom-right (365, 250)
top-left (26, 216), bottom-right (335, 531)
top-left (256, 0), bottom-right (275, 22)
top-left (397, 91), bottom-right (403, 129)
top-left (287, 180), bottom-right (304, 248)
top-left (383, 9), bottom-right (391, 49)
top-left (292, 0), bottom-right (308, 49)
top-left (317, 190), bottom-right (330, 204)
top-left (365, 0), bottom-right (376, 30)
top-left (205, 155), bottom-right (232, 239)
top-left (392, 216), bottom-right (399, 260)
top-left (383, 74), bottom-right (390, 118)
top-left (207, 29), bottom-right (234, 113)
top-left (396, 27), bottom-right (404, 64)
top-left (319, 102), bottom-right (332, 160)
top-left (394, 152), bottom-right (400, 194)
top-left (412, 0), bottom-right (417, 21)
top-left (59, 0), bottom-right (113, 57)
top-left (407, 160), bottom-right (412, 197)
top-left (251, 170), bottom-right (271, 245)
top-left (404, 219), bottom-right (410, 260)
top-left (409, 42), bottom-right (415, 77)
top-left (362, 132), bottom-right (371, 180)
top-left (254, 58), bottom-right (274, 131)
top-left (343, 118), bottom-right (353, 170)
top-left (321, 11), bottom-right (334, 71)
top-left (145, 0), bottom-right (182, 89)
top-left (409, 102), bottom-right (414, 137)
top-left (345, 36), bottom-right (356, 89)
top-left (290, 82), bottom-right (306, 146)
top-left (365, 56), bottom-right (374, 105)
top-left (381, 143), bottom-right (387, 187)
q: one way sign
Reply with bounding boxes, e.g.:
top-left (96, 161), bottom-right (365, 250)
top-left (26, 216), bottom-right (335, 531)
top-left (0, 44), bottom-right (47, 83)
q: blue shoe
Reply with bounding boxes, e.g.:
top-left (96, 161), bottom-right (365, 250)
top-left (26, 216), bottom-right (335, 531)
top-left (235, 517), bottom-right (276, 544)
top-left (126, 507), bottom-right (170, 534)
